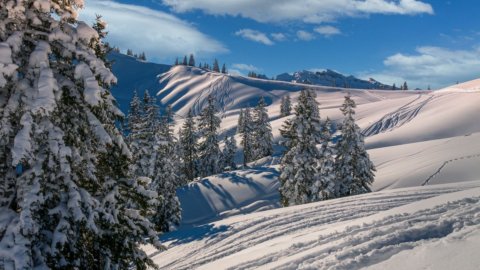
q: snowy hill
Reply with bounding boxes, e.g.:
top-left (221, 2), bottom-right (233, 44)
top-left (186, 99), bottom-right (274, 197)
top-left (147, 181), bottom-right (480, 269)
top-left (276, 69), bottom-right (392, 90)
top-left (145, 77), bottom-right (480, 269)
top-left (108, 52), bottom-right (170, 112)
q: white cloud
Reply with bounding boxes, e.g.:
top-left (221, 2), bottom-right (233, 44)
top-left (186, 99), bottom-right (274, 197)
top-left (163, 0), bottom-right (433, 24)
top-left (235, 29), bottom-right (274, 45)
top-left (231, 63), bottom-right (260, 72)
top-left (296, 30), bottom-right (315, 41)
top-left (79, 0), bottom-right (227, 62)
top-left (360, 46), bottom-right (480, 89)
top-left (314, 25), bottom-right (341, 37)
top-left (271, 33), bottom-right (287, 42)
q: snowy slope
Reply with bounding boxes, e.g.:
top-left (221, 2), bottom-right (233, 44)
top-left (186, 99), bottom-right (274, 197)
top-left (147, 181), bottom-right (480, 269)
top-left (108, 52), bottom-right (170, 112)
top-left (144, 70), bottom-right (480, 268)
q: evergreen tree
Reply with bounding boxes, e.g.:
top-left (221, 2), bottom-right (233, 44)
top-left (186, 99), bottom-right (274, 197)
top-left (127, 48), bottom-right (133, 56)
top-left (311, 118), bottom-right (337, 201)
top-left (198, 95), bottom-right (222, 177)
top-left (164, 104), bottom-right (175, 124)
top-left (222, 136), bottom-right (237, 171)
top-left (213, 59), bottom-right (220, 72)
top-left (392, 83), bottom-right (396, 90)
top-left (150, 112), bottom-right (181, 232)
top-left (403, 81), bottom-right (408, 90)
top-left (335, 94), bottom-right (376, 197)
top-left (182, 55), bottom-right (188, 65)
top-left (188, 54), bottom-right (195, 66)
top-left (0, 3), bottom-right (161, 269)
top-left (240, 108), bottom-right (255, 166)
top-left (221, 63), bottom-right (227, 74)
top-left (279, 90), bottom-right (323, 206)
top-left (139, 52), bottom-right (146, 61)
top-left (253, 97), bottom-right (273, 159)
top-left (280, 95), bottom-right (292, 117)
top-left (179, 109), bottom-right (199, 181)
top-left (175, 57), bottom-right (179, 65)
top-left (237, 109), bottom-right (245, 133)
top-left (198, 62), bottom-right (202, 68)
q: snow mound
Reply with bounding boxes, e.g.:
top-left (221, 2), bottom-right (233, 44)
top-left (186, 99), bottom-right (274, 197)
top-left (147, 181), bottom-right (480, 269)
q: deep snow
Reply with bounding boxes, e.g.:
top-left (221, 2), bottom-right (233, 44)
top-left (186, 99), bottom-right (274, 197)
top-left (130, 65), bottom-right (480, 269)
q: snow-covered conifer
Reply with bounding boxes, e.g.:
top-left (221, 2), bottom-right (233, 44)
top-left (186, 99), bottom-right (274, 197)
top-left (175, 57), bottom-right (179, 65)
top-left (279, 90), bottom-right (323, 206)
top-left (335, 93), bottom-right (375, 196)
top-left (311, 117), bottom-right (337, 201)
top-left (280, 95), bottom-right (292, 117)
top-left (237, 109), bottom-right (245, 134)
top-left (222, 136), bottom-right (237, 171)
top-left (198, 95), bottom-right (222, 177)
top-left (221, 63), bottom-right (227, 74)
top-left (179, 109), bottom-right (198, 181)
top-left (150, 112), bottom-right (181, 232)
top-left (0, 2), bottom-right (161, 268)
top-left (253, 97), bottom-right (273, 159)
top-left (241, 107), bottom-right (255, 166)
top-left (182, 55), bottom-right (188, 65)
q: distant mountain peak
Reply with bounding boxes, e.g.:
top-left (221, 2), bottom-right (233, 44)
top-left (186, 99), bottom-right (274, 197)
top-left (276, 69), bottom-right (392, 89)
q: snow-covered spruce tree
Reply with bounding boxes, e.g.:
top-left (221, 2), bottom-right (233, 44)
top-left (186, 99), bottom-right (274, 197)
top-left (253, 96), bottom-right (273, 160)
top-left (179, 109), bottom-right (198, 181)
top-left (311, 117), bottom-right (337, 201)
top-left (335, 93), bottom-right (375, 196)
top-left (222, 135), bottom-right (237, 171)
top-left (0, 2), bottom-right (161, 269)
top-left (150, 112), bottom-right (181, 232)
top-left (279, 90), bottom-right (323, 206)
top-left (174, 57), bottom-right (179, 66)
top-left (221, 63), bottom-right (227, 74)
top-left (240, 107), bottom-right (255, 166)
top-left (198, 95), bottom-right (222, 177)
top-left (237, 108), bottom-right (245, 134)
top-left (280, 94), bottom-right (292, 117)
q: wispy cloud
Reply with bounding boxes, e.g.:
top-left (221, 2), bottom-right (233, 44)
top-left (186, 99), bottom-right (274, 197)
top-left (231, 63), bottom-right (260, 72)
top-left (359, 46), bottom-right (480, 89)
top-left (314, 25), bottom-right (341, 37)
top-left (235, 29), bottom-right (274, 45)
top-left (163, 0), bottom-right (433, 24)
top-left (296, 30), bottom-right (315, 41)
top-left (271, 33), bottom-right (287, 42)
top-left (79, 0), bottom-right (227, 62)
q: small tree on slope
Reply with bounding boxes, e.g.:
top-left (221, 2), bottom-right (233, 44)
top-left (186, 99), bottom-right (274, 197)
top-left (240, 107), bottom-right (255, 166)
top-left (198, 95), bottom-right (222, 177)
top-left (280, 95), bottom-right (292, 117)
top-left (335, 93), bottom-right (375, 196)
top-left (253, 96), bottom-right (273, 160)
top-left (311, 117), bottom-right (337, 201)
top-left (179, 109), bottom-right (199, 181)
top-left (222, 135), bottom-right (237, 171)
top-left (150, 115), bottom-right (181, 232)
top-left (279, 90), bottom-right (323, 206)
top-left (0, 2), bottom-right (161, 269)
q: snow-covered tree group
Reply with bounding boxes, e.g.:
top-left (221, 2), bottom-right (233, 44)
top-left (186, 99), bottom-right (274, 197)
top-left (0, 1), bottom-right (161, 268)
top-left (237, 97), bottom-right (274, 166)
top-left (279, 91), bottom-right (375, 206)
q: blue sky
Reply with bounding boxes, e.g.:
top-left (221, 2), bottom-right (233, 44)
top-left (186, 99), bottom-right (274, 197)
top-left (81, 0), bottom-right (480, 89)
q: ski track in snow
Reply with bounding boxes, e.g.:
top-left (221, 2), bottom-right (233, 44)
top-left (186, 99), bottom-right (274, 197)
top-left (151, 184), bottom-right (480, 269)
top-left (363, 94), bottom-right (433, 137)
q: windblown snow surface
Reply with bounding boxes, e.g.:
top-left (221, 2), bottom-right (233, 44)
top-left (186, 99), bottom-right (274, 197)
top-left (141, 67), bottom-right (480, 269)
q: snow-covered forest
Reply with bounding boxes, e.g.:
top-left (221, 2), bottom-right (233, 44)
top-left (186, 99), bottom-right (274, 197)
top-left (1, 0), bottom-right (480, 269)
